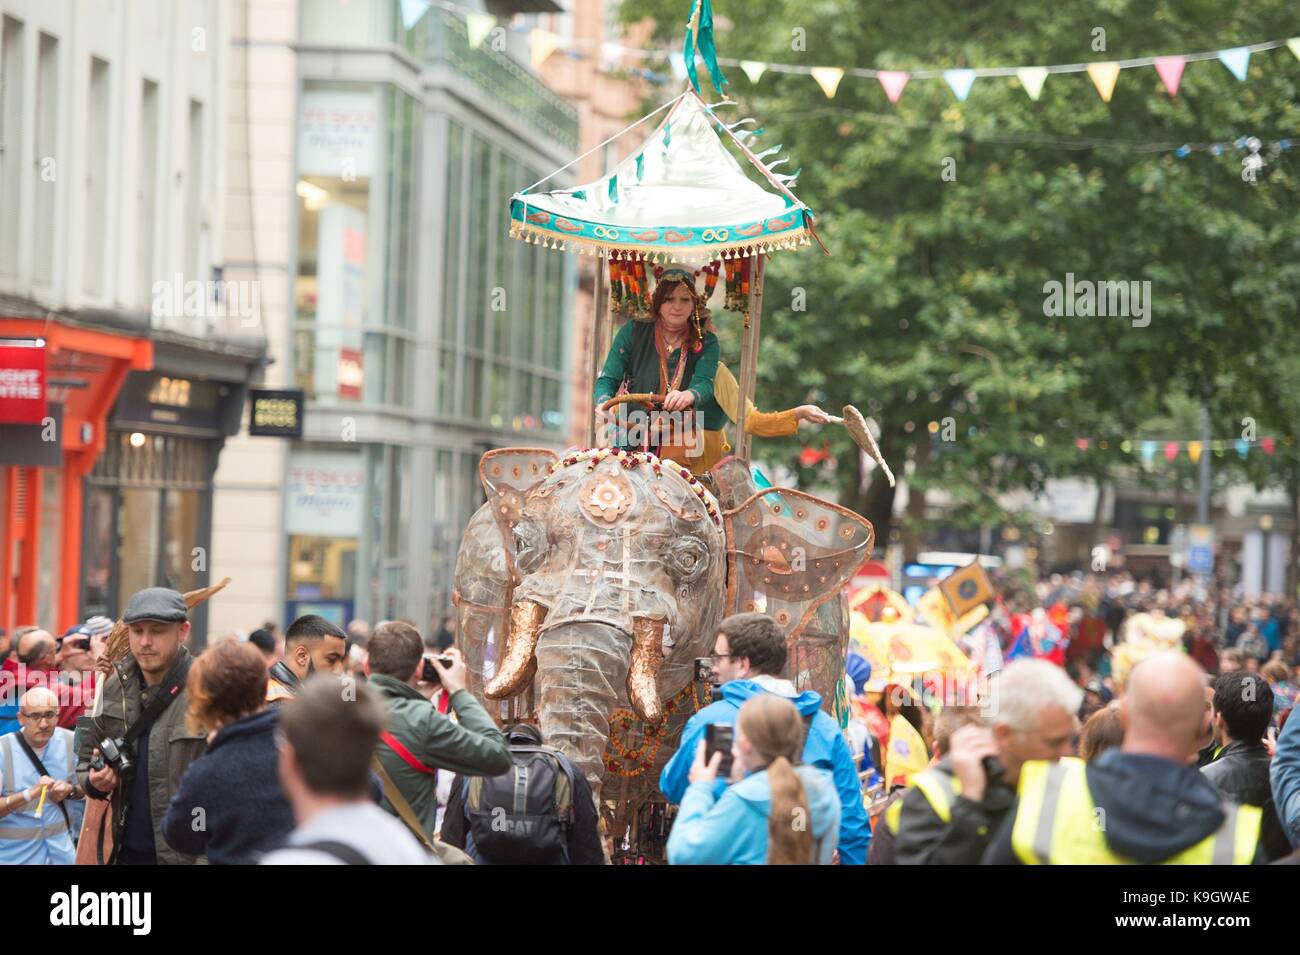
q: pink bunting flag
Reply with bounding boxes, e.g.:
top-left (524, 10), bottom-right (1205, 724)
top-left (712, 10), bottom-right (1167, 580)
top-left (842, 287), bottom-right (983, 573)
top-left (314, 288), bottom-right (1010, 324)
top-left (1075, 438), bottom-right (1090, 450)
top-left (877, 71), bottom-right (910, 104)
top-left (1262, 437), bottom-right (1276, 455)
top-left (1153, 56), bottom-right (1186, 96)
top-left (1164, 441), bottom-right (1180, 462)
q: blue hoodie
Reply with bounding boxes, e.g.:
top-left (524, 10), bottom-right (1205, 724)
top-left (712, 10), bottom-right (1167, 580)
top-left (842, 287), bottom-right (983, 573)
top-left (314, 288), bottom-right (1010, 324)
top-left (659, 678), bottom-right (870, 865)
top-left (668, 764), bottom-right (841, 865)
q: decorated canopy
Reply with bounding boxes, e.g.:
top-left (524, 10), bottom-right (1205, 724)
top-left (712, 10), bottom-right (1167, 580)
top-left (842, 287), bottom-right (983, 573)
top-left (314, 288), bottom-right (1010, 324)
top-left (508, 88), bottom-right (816, 263)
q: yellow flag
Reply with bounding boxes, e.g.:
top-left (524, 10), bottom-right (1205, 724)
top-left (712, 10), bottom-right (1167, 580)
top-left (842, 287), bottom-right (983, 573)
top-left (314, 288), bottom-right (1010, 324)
top-left (530, 29), bottom-right (561, 70)
top-left (885, 714), bottom-right (929, 787)
top-left (811, 67), bottom-right (845, 99)
top-left (1087, 62), bottom-right (1120, 102)
top-left (1188, 441), bottom-right (1202, 462)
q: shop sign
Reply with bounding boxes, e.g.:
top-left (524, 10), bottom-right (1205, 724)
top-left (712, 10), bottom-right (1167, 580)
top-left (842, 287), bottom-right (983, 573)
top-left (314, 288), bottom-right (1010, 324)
top-left (0, 339), bottom-right (47, 424)
top-left (286, 451), bottom-right (364, 537)
top-left (337, 349), bottom-right (363, 400)
top-left (0, 402), bottom-right (61, 466)
top-left (249, 389), bottom-right (304, 438)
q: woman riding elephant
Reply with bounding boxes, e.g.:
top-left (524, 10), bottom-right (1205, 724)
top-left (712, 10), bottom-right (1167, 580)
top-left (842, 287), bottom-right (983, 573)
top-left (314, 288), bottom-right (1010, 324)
top-left (594, 264), bottom-right (827, 475)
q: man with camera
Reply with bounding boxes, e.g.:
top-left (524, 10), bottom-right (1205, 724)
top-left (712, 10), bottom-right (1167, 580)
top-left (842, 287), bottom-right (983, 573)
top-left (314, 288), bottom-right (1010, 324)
top-left (363, 621), bottom-right (511, 842)
top-left (266, 614), bottom-right (349, 704)
top-left (888, 658), bottom-right (1080, 865)
top-left (659, 612), bottom-right (871, 865)
top-left (75, 588), bottom-right (208, 864)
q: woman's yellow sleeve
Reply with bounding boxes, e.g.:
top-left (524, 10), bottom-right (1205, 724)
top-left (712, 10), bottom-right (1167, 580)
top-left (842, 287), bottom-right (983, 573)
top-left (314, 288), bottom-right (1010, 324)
top-left (714, 362), bottom-right (799, 438)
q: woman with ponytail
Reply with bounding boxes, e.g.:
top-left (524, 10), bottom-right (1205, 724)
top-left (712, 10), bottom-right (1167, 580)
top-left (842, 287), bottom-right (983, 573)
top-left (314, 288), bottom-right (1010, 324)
top-left (667, 694), bottom-right (840, 865)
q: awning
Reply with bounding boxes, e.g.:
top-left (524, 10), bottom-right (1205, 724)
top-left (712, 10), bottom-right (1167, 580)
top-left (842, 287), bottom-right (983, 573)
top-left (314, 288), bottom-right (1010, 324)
top-left (509, 89), bottom-right (815, 262)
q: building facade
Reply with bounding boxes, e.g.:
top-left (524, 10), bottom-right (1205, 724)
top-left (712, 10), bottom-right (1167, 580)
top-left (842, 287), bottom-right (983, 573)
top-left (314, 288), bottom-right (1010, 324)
top-left (0, 0), bottom-right (266, 642)
top-left (220, 0), bottom-right (580, 636)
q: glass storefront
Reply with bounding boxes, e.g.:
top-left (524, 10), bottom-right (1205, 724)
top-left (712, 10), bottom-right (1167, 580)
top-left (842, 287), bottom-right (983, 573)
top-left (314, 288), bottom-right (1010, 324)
top-left (84, 432), bottom-right (211, 621)
top-left (437, 118), bottom-right (571, 435)
top-left (294, 80), bottom-right (418, 407)
top-left (291, 1), bottom-right (578, 628)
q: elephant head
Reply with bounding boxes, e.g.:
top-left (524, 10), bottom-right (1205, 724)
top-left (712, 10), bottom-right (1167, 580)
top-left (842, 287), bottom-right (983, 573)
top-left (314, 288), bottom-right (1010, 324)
top-left (455, 447), bottom-right (872, 804)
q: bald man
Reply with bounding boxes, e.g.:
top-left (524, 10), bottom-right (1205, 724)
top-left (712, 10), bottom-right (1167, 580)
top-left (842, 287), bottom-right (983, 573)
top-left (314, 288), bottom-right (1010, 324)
top-left (983, 653), bottom-right (1263, 864)
top-left (0, 687), bottom-right (83, 864)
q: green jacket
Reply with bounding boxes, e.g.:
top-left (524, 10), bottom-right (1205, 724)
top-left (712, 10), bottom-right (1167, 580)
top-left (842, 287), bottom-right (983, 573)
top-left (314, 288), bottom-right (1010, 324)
top-left (74, 647), bottom-right (208, 865)
top-left (594, 321), bottom-right (726, 430)
top-left (366, 674), bottom-right (512, 838)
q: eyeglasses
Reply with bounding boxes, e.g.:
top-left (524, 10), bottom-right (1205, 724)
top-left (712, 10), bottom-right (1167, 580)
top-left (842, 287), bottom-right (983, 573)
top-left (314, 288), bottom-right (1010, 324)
top-left (20, 711), bottom-right (58, 723)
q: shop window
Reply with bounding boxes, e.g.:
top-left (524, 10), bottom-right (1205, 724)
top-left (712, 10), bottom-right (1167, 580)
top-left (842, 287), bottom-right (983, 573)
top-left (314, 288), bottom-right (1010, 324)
top-left (33, 33), bottom-right (58, 287)
top-left (84, 57), bottom-right (110, 298)
top-left (0, 16), bottom-right (25, 278)
top-left (288, 535), bottom-right (358, 601)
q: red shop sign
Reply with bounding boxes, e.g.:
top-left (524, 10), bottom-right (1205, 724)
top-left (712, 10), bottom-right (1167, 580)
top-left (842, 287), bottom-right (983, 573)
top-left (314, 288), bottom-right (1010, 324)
top-left (0, 340), bottom-right (47, 424)
top-left (337, 348), bottom-right (363, 401)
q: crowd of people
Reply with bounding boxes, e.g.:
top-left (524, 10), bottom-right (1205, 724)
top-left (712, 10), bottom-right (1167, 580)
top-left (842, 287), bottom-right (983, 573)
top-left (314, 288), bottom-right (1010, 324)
top-left (1, 566), bottom-right (1299, 866)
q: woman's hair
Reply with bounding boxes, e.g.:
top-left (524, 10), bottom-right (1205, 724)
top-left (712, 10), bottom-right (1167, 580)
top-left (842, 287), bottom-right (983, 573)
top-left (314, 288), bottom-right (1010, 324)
top-left (650, 276), bottom-right (709, 352)
top-left (1079, 703), bottom-right (1124, 762)
top-left (1261, 660), bottom-right (1289, 683)
top-left (736, 694), bottom-right (814, 865)
top-left (187, 639), bottom-right (269, 735)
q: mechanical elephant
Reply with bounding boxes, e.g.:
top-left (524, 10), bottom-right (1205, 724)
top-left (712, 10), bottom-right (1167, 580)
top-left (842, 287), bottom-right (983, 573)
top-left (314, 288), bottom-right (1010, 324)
top-left (454, 448), bottom-right (873, 806)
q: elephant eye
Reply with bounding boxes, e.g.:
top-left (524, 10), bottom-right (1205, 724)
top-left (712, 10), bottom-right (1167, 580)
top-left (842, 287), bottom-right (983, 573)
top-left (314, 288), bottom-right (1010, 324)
top-left (663, 537), bottom-right (709, 584)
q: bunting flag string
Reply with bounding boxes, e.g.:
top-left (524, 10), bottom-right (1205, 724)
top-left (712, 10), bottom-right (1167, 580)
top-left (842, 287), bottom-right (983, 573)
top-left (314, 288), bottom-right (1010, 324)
top-left (1069, 436), bottom-right (1294, 459)
top-left (399, 1), bottom-right (1299, 107)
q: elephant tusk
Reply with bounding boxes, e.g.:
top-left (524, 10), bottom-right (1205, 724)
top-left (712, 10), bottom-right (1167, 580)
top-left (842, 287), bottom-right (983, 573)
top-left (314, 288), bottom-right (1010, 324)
top-left (627, 617), bottom-right (666, 724)
top-left (485, 599), bottom-right (546, 699)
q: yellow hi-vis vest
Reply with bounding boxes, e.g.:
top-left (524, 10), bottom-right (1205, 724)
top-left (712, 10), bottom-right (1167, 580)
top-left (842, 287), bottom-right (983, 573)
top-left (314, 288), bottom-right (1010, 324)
top-left (1011, 757), bottom-right (1261, 865)
top-left (266, 679), bottom-right (295, 704)
top-left (884, 767), bottom-right (963, 834)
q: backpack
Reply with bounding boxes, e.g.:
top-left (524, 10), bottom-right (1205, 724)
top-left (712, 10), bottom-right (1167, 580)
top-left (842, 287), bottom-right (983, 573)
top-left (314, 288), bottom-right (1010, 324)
top-left (465, 744), bottom-right (575, 864)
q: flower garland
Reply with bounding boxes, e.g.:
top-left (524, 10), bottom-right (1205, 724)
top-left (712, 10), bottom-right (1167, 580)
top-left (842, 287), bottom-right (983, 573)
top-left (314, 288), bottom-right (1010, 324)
top-left (605, 681), bottom-right (710, 778)
top-left (551, 448), bottom-right (722, 526)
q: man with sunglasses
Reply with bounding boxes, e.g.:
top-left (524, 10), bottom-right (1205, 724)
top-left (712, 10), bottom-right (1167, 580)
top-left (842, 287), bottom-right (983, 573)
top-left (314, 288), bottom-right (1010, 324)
top-left (0, 687), bottom-right (82, 864)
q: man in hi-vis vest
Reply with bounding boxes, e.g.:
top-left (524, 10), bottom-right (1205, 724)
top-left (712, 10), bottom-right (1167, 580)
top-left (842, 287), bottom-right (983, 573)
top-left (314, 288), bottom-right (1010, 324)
top-left (984, 653), bottom-right (1263, 865)
top-left (0, 687), bottom-right (82, 864)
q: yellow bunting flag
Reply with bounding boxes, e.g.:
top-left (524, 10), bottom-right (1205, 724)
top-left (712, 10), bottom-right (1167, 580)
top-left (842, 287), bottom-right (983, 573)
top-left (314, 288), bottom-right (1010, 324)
top-left (1288, 37), bottom-right (1300, 61)
top-left (530, 29), bottom-right (561, 71)
top-left (811, 66), bottom-right (845, 99)
top-left (740, 60), bottom-right (767, 84)
top-left (885, 713), bottom-right (929, 788)
top-left (1087, 62), bottom-right (1120, 102)
top-left (1017, 67), bottom-right (1048, 100)
top-left (1188, 441), bottom-right (1202, 463)
top-left (466, 12), bottom-right (495, 49)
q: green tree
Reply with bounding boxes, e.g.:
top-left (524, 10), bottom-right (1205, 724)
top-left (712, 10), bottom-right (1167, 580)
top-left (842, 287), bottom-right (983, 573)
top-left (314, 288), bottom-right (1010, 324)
top-left (622, 0), bottom-right (1300, 556)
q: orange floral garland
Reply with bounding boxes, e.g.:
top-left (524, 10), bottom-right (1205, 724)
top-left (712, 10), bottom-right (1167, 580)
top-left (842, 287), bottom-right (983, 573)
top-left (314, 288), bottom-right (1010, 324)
top-left (604, 681), bottom-right (710, 778)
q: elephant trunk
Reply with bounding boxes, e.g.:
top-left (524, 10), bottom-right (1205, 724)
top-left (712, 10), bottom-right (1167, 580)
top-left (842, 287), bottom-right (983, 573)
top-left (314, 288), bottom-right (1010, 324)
top-left (628, 617), bottom-right (666, 724)
top-left (484, 599), bottom-right (546, 700)
top-left (536, 621), bottom-right (631, 806)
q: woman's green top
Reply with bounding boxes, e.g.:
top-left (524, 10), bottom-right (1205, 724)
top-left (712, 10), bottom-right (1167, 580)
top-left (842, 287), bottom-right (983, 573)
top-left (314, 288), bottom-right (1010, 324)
top-left (593, 321), bottom-right (725, 430)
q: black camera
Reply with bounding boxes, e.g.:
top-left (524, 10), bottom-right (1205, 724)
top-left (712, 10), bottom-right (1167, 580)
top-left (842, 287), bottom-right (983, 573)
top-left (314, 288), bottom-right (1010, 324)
top-left (90, 737), bottom-right (134, 777)
top-left (421, 655), bottom-right (455, 684)
top-left (982, 755), bottom-right (1006, 786)
top-left (694, 657), bottom-right (723, 704)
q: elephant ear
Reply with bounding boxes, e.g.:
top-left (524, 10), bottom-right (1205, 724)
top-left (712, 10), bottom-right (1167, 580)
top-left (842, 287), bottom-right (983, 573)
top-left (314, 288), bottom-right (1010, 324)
top-left (479, 448), bottom-right (559, 545)
top-left (723, 488), bottom-right (874, 695)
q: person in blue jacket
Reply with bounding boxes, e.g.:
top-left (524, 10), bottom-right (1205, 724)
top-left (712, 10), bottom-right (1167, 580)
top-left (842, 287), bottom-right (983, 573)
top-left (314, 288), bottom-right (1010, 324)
top-left (1271, 688), bottom-right (1300, 849)
top-left (669, 693), bottom-right (841, 865)
top-left (660, 612), bottom-right (870, 864)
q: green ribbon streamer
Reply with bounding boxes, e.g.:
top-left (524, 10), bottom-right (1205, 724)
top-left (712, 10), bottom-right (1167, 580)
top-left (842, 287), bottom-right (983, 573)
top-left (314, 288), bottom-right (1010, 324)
top-left (608, 174), bottom-right (618, 202)
top-left (682, 0), bottom-right (729, 95)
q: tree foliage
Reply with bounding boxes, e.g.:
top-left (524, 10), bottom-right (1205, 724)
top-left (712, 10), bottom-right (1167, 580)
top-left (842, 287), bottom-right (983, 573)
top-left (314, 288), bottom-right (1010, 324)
top-left (622, 0), bottom-right (1300, 550)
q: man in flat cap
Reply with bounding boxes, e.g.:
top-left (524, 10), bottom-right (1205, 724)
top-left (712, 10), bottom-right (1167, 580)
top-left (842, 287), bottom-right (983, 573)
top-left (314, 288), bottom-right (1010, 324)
top-left (75, 588), bottom-right (208, 864)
